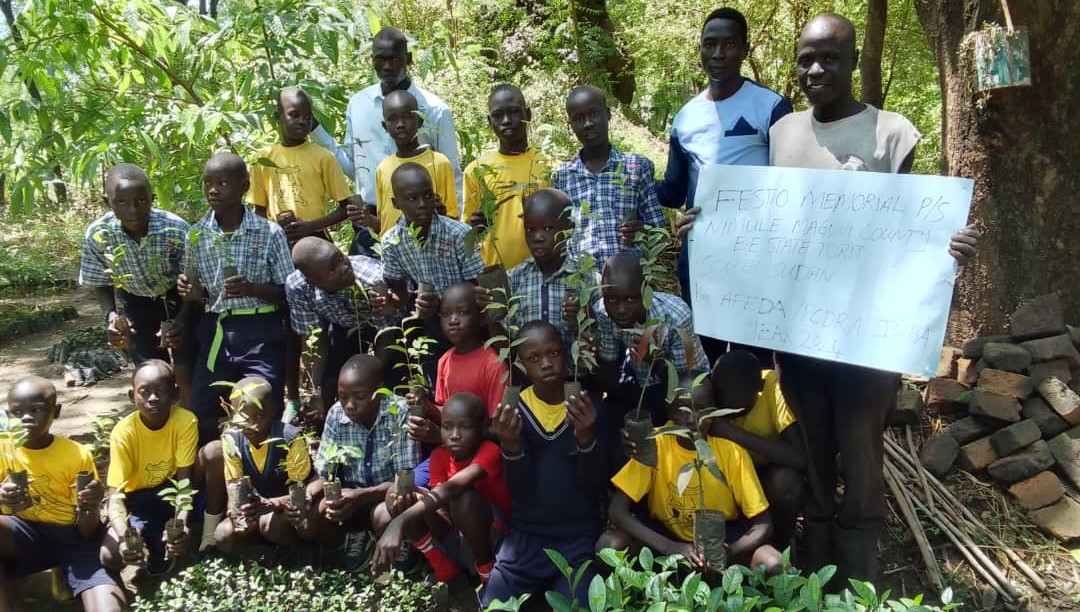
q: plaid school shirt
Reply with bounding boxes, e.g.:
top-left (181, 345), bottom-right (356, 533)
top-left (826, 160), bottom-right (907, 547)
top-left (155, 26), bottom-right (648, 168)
top-left (552, 146), bottom-right (667, 270)
top-left (286, 255), bottom-right (395, 336)
top-left (79, 209), bottom-right (190, 297)
top-left (595, 291), bottom-right (709, 384)
top-left (184, 206), bottom-right (294, 313)
top-left (314, 395), bottom-right (420, 489)
top-left (381, 214), bottom-right (485, 294)
top-left (507, 256), bottom-right (597, 371)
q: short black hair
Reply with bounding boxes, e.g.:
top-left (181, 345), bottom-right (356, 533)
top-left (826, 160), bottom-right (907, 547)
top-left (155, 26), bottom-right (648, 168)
top-left (702, 7), bottom-right (748, 42)
top-left (519, 319), bottom-right (562, 347)
top-left (132, 359), bottom-right (175, 384)
top-left (390, 161), bottom-right (432, 191)
top-left (204, 152), bottom-right (249, 180)
top-left (522, 188), bottom-right (572, 221)
top-left (277, 86), bottom-right (313, 112)
top-left (339, 353), bottom-right (384, 384)
top-left (490, 83), bottom-right (525, 104)
top-left (373, 27), bottom-right (408, 54)
top-left (444, 392), bottom-right (486, 426)
top-left (104, 163), bottom-right (150, 192)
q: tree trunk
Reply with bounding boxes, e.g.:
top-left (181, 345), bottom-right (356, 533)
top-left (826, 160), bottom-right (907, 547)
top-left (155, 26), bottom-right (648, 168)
top-left (569, 0), bottom-right (636, 105)
top-left (914, 1), bottom-right (1080, 340)
top-left (861, 0), bottom-right (887, 108)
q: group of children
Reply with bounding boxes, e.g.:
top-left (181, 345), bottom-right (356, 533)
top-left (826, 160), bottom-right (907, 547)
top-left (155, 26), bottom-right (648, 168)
top-left (0, 61), bottom-right (811, 609)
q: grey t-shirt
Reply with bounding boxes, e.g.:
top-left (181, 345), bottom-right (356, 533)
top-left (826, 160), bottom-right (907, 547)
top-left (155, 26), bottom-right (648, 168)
top-left (768, 105), bottom-right (919, 172)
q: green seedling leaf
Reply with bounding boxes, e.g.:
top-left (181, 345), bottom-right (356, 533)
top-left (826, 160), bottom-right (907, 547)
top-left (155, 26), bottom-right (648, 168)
top-left (676, 462), bottom-right (695, 496)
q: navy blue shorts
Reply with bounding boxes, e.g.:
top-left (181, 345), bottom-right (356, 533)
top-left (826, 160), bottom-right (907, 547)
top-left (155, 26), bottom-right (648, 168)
top-left (125, 487), bottom-right (173, 563)
top-left (481, 530), bottom-right (597, 608)
top-left (190, 311), bottom-right (285, 443)
top-left (117, 289), bottom-right (199, 369)
top-left (0, 516), bottom-right (118, 596)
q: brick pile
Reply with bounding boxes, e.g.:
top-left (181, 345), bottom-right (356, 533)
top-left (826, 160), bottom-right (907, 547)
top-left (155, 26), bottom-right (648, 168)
top-left (911, 293), bottom-right (1080, 542)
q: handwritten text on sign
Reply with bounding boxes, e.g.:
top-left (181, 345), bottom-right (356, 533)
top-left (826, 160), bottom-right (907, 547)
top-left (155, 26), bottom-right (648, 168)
top-left (688, 165), bottom-right (973, 375)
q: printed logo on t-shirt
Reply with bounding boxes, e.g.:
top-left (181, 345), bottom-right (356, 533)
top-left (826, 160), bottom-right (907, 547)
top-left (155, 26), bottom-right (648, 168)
top-left (836, 154), bottom-right (869, 172)
top-left (144, 460), bottom-right (174, 488)
top-left (724, 117), bottom-right (759, 137)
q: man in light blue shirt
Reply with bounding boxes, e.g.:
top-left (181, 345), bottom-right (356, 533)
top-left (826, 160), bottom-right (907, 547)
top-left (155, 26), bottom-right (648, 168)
top-left (311, 27), bottom-right (462, 253)
top-left (657, 8), bottom-right (792, 306)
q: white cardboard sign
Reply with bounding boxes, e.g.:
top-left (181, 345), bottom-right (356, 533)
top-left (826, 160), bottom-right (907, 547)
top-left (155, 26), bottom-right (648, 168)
top-left (688, 164), bottom-right (973, 375)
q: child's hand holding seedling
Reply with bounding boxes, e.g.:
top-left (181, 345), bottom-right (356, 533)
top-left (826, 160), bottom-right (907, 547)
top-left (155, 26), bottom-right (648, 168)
top-left (383, 486), bottom-right (418, 518)
top-left (158, 321), bottom-right (185, 350)
top-left (118, 531), bottom-right (147, 567)
top-left (223, 274), bottom-right (255, 299)
top-left (619, 218), bottom-right (645, 245)
top-left (415, 288), bottom-right (440, 319)
top-left (369, 287), bottom-right (401, 314)
top-left (662, 540), bottom-right (708, 571)
top-left (406, 414), bottom-right (440, 445)
top-left (106, 311), bottom-right (135, 349)
top-left (176, 273), bottom-right (198, 301)
top-left (321, 488), bottom-right (360, 523)
top-left (0, 478), bottom-right (30, 510)
top-left (565, 393), bottom-right (597, 448)
top-left (490, 403), bottom-right (523, 455)
top-left (473, 286), bottom-right (495, 310)
top-left (72, 476), bottom-right (104, 513)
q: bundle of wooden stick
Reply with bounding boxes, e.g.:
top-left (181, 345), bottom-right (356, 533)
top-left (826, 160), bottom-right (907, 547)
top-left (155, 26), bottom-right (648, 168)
top-left (882, 427), bottom-right (1046, 602)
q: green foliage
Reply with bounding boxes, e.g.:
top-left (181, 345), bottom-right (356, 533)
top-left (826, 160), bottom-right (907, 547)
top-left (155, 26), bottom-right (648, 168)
top-left (634, 224), bottom-right (674, 310)
top-left (157, 477), bottom-right (197, 516)
top-left (0, 207), bottom-right (92, 288)
top-left (562, 548), bottom-right (962, 612)
top-left (564, 254), bottom-right (600, 382)
top-left (89, 415), bottom-right (115, 461)
top-left (133, 558), bottom-right (435, 611)
top-left (320, 442), bottom-right (363, 483)
top-left (383, 321), bottom-right (437, 393)
top-left (0, 416), bottom-right (30, 450)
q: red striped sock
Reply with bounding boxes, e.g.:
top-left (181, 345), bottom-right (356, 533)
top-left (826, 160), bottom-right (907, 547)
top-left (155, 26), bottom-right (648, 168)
top-left (475, 560), bottom-right (494, 584)
top-left (412, 533), bottom-right (458, 582)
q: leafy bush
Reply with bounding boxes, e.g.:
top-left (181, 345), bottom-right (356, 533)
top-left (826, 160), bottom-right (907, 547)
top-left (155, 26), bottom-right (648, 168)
top-left (490, 548), bottom-right (960, 612)
top-left (133, 558), bottom-right (436, 612)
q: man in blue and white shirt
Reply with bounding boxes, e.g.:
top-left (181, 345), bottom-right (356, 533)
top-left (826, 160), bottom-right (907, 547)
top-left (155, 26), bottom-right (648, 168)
top-left (311, 27), bottom-right (462, 255)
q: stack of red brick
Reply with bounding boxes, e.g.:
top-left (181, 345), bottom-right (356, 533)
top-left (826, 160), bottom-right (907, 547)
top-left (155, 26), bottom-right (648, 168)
top-left (906, 293), bottom-right (1080, 543)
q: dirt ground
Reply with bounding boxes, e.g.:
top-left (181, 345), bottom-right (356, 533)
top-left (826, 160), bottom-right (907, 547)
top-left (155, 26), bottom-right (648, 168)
top-left (2, 287), bottom-right (1079, 611)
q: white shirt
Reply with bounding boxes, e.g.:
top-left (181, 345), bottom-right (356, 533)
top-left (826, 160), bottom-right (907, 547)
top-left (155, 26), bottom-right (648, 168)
top-left (311, 80), bottom-right (463, 206)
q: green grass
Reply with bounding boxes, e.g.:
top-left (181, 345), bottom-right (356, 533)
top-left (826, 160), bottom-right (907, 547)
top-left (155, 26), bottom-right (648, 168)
top-left (0, 203), bottom-right (99, 289)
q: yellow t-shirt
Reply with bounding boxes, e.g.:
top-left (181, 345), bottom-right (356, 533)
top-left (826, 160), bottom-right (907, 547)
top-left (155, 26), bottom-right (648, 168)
top-left (731, 370), bottom-right (797, 465)
top-left (107, 407), bottom-right (198, 493)
top-left (223, 432), bottom-right (312, 485)
top-left (611, 428), bottom-right (769, 542)
top-left (374, 148), bottom-right (459, 236)
top-left (0, 437), bottom-right (97, 526)
top-left (462, 150), bottom-right (549, 269)
top-left (249, 142), bottom-right (352, 222)
top-left (520, 386), bottom-right (565, 433)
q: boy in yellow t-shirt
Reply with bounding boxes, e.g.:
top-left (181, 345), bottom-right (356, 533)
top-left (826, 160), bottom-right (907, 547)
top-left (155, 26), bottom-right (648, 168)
top-left (250, 86), bottom-right (353, 244)
top-left (101, 360), bottom-right (199, 575)
top-left (706, 351), bottom-right (806, 546)
top-left (197, 377), bottom-right (314, 554)
top-left (373, 90), bottom-right (458, 236)
top-left (0, 377), bottom-right (125, 611)
top-left (600, 375), bottom-right (782, 576)
top-left (462, 84), bottom-right (549, 270)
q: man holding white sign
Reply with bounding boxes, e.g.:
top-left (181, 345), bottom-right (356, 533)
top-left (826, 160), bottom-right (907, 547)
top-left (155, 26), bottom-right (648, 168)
top-left (679, 13), bottom-right (979, 586)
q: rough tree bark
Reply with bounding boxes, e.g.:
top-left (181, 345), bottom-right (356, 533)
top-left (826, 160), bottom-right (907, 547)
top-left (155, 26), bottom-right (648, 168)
top-left (914, 1), bottom-right (1080, 340)
top-left (569, 0), bottom-right (636, 105)
top-left (861, 0), bottom-right (887, 107)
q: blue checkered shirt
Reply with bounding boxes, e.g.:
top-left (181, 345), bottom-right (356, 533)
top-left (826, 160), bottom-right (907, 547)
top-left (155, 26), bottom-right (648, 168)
top-left (79, 209), bottom-right (190, 297)
top-left (552, 146), bottom-right (667, 270)
top-left (507, 257), bottom-right (599, 374)
top-left (314, 395), bottom-right (419, 488)
top-left (286, 255), bottom-right (395, 335)
top-left (595, 291), bottom-right (709, 383)
top-left (381, 215), bottom-right (485, 294)
top-left (184, 207), bottom-right (294, 313)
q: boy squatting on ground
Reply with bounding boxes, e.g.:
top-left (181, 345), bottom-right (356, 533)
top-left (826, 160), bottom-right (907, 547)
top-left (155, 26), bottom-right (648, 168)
top-left (248, 86), bottom-right (356, 420)
top-left (483, 321), bottom-right (608, 607)
top-left (100, 361), bottom-right (199, 576)
top-left (0, 377), bottom-right (126, 612)
top-left (552, 85), bottom-right (667, 271)
top-left (373, 90), bottom-right (458, 237)
top-left (313, 355), bottom-right (420, 542)
top-left (177, 153), bottom-right (294, 446)
top-left (197, 377), bottom-right (316, 554)
top-left (598, 373), bottom-right (783, 576)
top-left (463, 84), bottom-right (550, 271)
top-left (79, 163), bottom-right (199, 407)
top-left (372, 392), bottom-right (511, 586)
top-left (286, 236), bottom-right (397, 426)
top-left (595, 252), bottom-right (710, 426)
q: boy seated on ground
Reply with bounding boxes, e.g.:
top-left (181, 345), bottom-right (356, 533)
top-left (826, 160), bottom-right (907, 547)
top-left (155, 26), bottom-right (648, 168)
top-left (595, 252), bottom-right (709, 425)
top-left (101, 360), bottom-right (199, 577)
top-left (79, 163), bottom-right (198, 407)
top-left (0, 377), bottom-right (126, 612)
top-left (482, 321), bottom-right (608, 608)
top-left (598, 374), bottom-right (782, 576)
top-left (197, 377), bottom-right (316, 555)
top-left (372, 392), bottom-right (510, 585)
top-left (373, 90), bottom-right (459, 236)
top-left (707, 351), bottom-right (805, 547)
top-left (312, 355), bottom-right (419, 563)
top-left (552, 86), bottom-right (667, 270)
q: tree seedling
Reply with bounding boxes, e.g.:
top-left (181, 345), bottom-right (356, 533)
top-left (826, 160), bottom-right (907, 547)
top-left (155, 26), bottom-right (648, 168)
top-left (563, 254), bottom-right (599, 399)
top-left (623, 324), bottom-right (676, 468)
top-left (75, 470), bottom-right (94, 513)
top-left (158, 477), bottom-right (197, 554)
top-left (320, 442), bottom-right (362, 505)
top-left (482, 293), bottom-right (527, 407)
top-left (464, 164), bottom-right (530, 322)
top-left (184, 229), bottom-right (205, 301)
top-left (0, 416), bottom-right (31, 513)
top-left (382, 324), bottom-right (437, 418)
top-left (633, 224), bottom-right (673, 310)
top-left (300, 326), bottom-right (326, 418)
